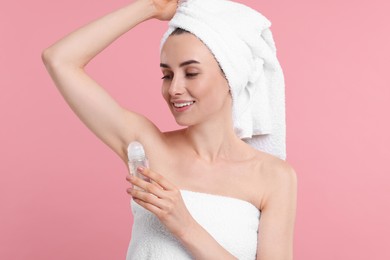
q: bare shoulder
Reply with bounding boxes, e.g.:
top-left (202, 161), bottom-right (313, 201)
top-left (256, 153), bottom-right (298, 210)
top-left (264, 156), bottom-right (297, 182)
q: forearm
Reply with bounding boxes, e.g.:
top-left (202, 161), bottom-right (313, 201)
top-left (178, 221), bottom-right (237, 260)
top-left (42, 0), bottom-right (155, 67)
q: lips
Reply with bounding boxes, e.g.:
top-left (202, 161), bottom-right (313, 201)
top-left (171, 100), bottom-right (195, 112)
top-left (172, 101), bottom-right (195, 108)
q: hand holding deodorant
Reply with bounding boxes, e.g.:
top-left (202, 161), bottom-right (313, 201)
top-left (127, 141), bottom-right (151, 191)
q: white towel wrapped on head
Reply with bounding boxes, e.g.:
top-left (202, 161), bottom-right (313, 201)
top-left (160, 0), bottom-right (287, 160)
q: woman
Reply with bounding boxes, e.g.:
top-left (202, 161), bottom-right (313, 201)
top-left (42, 0), bottom-right (297, 259)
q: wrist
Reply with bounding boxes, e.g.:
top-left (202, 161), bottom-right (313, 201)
top-left (134, 0), bottom-right (158, 20)
top-left (177, 218), bottom-right (199, 243)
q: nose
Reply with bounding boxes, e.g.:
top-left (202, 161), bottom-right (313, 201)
top-left (168, 75), bottom-right (185, 96)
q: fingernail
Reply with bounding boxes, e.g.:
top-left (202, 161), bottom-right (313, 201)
top-left (137, 166), bottom-right (145, 172)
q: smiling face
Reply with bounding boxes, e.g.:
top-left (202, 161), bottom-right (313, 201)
top-left (160, 32), bottom-right (232, 127)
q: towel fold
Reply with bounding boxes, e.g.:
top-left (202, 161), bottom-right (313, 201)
top-left (160, 0), bottom-right (286, 160)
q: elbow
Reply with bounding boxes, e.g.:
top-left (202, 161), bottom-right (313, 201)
top-left (41, 49), bottom-right (49, 64)
top-left (41, 48), bottom-right (80, 69)
top-left (41, 48), bottom-right (71, 74)
top-left (41, 48), bottom-right (57, 66)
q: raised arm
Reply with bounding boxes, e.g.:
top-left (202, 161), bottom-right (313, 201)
top-left (41, 0), bottom-right (176, 164)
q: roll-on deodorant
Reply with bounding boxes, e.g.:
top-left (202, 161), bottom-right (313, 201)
top-left (127, 141), bottom-right (151, 191)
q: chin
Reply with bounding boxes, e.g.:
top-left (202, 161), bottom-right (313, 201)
top-left (175, 118), bottom-right (193, 127)
top-left (173, 115), bottom-right (198, 127)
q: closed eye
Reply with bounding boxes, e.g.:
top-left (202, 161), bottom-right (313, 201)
top-left (161, 73), bottom-right (199, 80)
top-left (186, 73), bottom-right (199, 78)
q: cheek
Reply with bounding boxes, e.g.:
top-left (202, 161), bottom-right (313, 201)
top-left (203, 84), bottom-right (229, 108)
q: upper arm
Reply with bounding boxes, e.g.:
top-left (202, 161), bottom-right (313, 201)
top-left (42, 56), bottom-right (162, 164)
top-left (256, 161), bottom-right (298, 260)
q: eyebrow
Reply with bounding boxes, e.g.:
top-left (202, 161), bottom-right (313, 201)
top-left (160, 60), bottom-right (200, 68)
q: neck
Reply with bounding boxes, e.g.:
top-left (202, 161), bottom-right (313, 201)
top-left (183, 114), bottom-right (245, 164)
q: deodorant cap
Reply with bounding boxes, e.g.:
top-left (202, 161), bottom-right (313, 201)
top-left (127, 141), bottom-right (146, 161)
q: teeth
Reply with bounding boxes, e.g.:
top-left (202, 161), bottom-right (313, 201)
top-left (173, 101), bottom-right (194, 108)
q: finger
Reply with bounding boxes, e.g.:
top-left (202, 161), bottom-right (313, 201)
top-left (137, 166), bottom-right (176, 191)
top-left (126, 169), bottom-right (163, 190)
top-left (127, 187), bottom-right (134, 195)
top-left (131, 189), bottom-right (166, 211)
top-left (129, 170), bottom-right (163, 190)
top-left (132, 197), bottom-right (162, 215)
top-left (151, 180), bottom-right (164, 190)
top-left (129, 174), bottom-right (168, 199)
top-left (125, 176), bottom-right (134, 188)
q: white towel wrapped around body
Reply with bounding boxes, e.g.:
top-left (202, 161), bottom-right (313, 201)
top-left (126, 190), bottom-right (261, 260)
top-left (160, 0), bottom-right (287, 160)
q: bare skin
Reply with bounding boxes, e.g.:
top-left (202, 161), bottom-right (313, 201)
top-left (41, 0), bottom-right (297, 259)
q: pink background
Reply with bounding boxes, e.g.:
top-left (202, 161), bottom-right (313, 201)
top-left (1, 0), bottom-right (389, 259)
